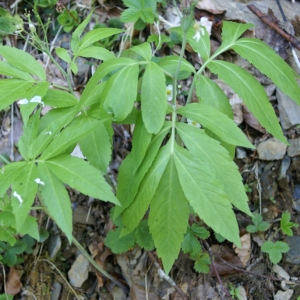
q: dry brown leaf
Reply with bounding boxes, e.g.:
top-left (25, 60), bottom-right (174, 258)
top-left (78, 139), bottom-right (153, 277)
top-left (233, 233), bottom-right (251, 268)
top-left (130, 283), bottom-right (159, 300)
top-left (5, 267), bottom-right (22, 295)
top-left (242, 105), bottom-right (266, 133)
top-left (210, 245), bottom-right (243, 276)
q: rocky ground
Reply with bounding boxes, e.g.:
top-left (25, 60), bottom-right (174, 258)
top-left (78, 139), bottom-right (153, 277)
top-left (1, 0), bottom-right (300, 299)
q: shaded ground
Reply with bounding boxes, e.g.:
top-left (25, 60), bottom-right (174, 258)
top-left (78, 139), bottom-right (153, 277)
top-left (1, 0), bottom-right (300, 299)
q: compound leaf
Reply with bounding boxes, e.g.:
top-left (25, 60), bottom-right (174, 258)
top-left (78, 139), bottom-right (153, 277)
top-left (38, 163), bottom-right (72, 242)
top-left (18, 109), bottom-right (41, 160)
top-left (121, 141), bottom-right (172, 236)
top-left (55, 47), bottom-right (71, 63)
top-left (45, 155), bottom-right (119, 205)
top-left (79, 121), bottom-right (111, 173)
top-left (149, 156), bottom-right (189, 274)
top-left (121, 0), bottom-right (157, 24)
top-left (0, 162), bottom-right (27, 197)
top-left (77, 28), bottom-right (124, 52)
top-left (114, 121), bottom-right (171, 219)
top-left (194, 253), bottom-right (211, 274)
top-left (135, 220), bottom-right (154, 250)
top-left (182, 232), bottom-right (201, 255)
top-left (130, 42), bottom-right (152, 61)
top-left (43, 89), bottom-right (78, 108)
top-left (11, 162), bottom-right (38, 231)
top-left (0, 79), bottom-right (34, 111)
top-left (157, 55), bottom-right (195, 79)
top-left (170, 26), bottom-right (210, 62)
top-left (190, 224), bottom-right (210, 239)
top-left (40, 118), bottom-right (102, 160)
top-left (29, 106), bottom-right (77, 159)
top-left (0, 61), bottom-right (32, 81)
top-left (196, 75), bottom-right (233, 118)
top-left (0, 46), bottom-right (46, 80)
top-left (174, 144), bottom-right (240, 246)
top-left (177, 103), bottom-right (253, 148)
top-left (261, 241), bottom-right (289, 264)
top-left (105, 226), bottom-right (136, 254)
top-left (141, 61), bottom-right (167, 134)
top-left (280, 211), bottom-right (295, 237)
top-left (232, 38), bottom-right (300, 105)
top-left (207, 60), bottom-right (287, 144)
top-left (176, 122), bottom-right (252, 215)
top-left (216, 21), bottom-right (254, 55)
top-left (77, 46), bottom-right (114, 61)
top-left (103, 64), bottom-right (139, 121)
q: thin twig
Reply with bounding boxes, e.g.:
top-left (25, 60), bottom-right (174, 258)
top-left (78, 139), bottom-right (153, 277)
top-left (217, 256), bottom-right (282, 282)
top-left (247, 4), bottom-right (300, 51)
top-left (0, 262), bottom-right (8, 299)
top-left (275, 0), bottom-right (300, 71)
top-left (203, 240), bottom-right (234, 300)
top-left (146, 251), bottom-right (188, 300)
top-left (39, 259), bottom-right (81, 300)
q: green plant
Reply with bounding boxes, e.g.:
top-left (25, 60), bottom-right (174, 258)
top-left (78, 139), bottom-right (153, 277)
top-left (120, 0), bottom-right (161, 30)
top-left (34, 0), bottom-right (57, 8)
top-left (229, 284), bottom-right (243, 300)
top-left (57, 9), bottom-right (81, 33)
top-left (280, 211), bottom-right (298, 236)
top-left (0, 3), bottom-right (300, 276)
top-left (0, 235), bottom-right (35, 266)
top-left (244, 183), bottom-right (252, 193)
top-left (259, 212), bottom-right (297, 264)
top-left (0, 295), bottom-right (13, 300)
top-left (246, 214), bottom-right (269, 233)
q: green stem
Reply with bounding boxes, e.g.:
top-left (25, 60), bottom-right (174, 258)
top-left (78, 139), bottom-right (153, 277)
top-left (171, 21), bottom-right (188, 146)
top-left (0, 154), bottom-right (10, 165)
top-left (43, 48), bottom-right (75, 96)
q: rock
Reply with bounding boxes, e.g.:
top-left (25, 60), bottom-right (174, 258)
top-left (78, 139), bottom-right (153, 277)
top-left (210, 0), bottom-right (298, 30)
top-left (50, 282), bottom-right (61, 300)
top-left (277, 88), bottom-right (300, 130)
top-left (75, 57), bottom-right (90, 77)
top-left (285, 236), bottom-right (300, 264)
top-left (73, 206), bottom-right (95, 225)
top-left (236, 147), bottom-right (247, 159)
top-left (274, 289), bottom-right (293, 300)
top-left (287, 138), bottom-right (300, 157)
top-left (264, 84), bottom-right (276, 98)
top-left (48, 234), bottom-right (61, 258)
top-left (110, 286), bottom-right (127, 300)
top-left (272, 264), bottom-right (290, 281)
top-left (68, 254), bottom-right (90, 287)
top-left (278, 155), bottom-right (291, 180)
top-left (257, 138), bottom-right (287, 160)
top-left (292, 184), bottom-right (300, 212)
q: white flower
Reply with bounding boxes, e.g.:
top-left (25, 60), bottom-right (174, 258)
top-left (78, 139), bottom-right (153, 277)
top-left (193, 17), bottom-right (213, 42)
top-left (30, 96), bottom-right (44, 107)
top-left (18, 99), bottom-right (29, 105)
top-left (34, 178), bottom-right (45, 186)
top-left (187, 118), bottom-right (201, 128)
top-left (13, 191), bottom-right (23, 207)
top-left (166, 85), bottom-right (173, 101)
top-left (29, 23), bottom-right (36, 33)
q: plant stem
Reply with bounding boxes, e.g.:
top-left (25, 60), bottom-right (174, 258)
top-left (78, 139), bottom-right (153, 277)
top-left (43, 48), bottom-right (75, 96)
